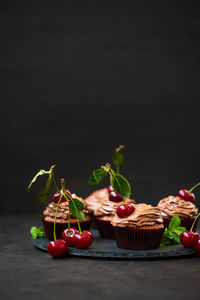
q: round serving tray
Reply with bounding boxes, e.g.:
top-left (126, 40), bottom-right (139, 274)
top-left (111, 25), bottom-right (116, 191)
top-left (33, 229), bottom-right (195, 259)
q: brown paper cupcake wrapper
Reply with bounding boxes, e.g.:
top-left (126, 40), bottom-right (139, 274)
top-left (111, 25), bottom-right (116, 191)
top-left (43, 218), bottom-right (91, 240)
top-left (114, 226), bottom-right (165, 250)
top-left (163, 217), bottom-right (198, 231)
top-left (88, 212), bottom-right (97, 229)
top-left (95, 217), bottom-right (115, 239)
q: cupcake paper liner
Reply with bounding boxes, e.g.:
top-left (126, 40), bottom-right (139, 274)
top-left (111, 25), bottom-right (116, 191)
top-left (95, 217), bottom-right (115, 239)
top-left (43, 218), bottom-right (91, 240)
top-left (114, 226), bottom-right (165, 250)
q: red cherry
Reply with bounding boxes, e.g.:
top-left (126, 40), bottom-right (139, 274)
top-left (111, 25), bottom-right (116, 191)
top-left (195, 239), bottom-right (200, 256)
top-left (177, 189), bottom-right (195, 203)
top-left (47, 239), bottom-right (68, 258)
top-left (108, 185), bottom-right (114, 193)
top-left (117, 202), bottom-right (135, 218)
top-left (62, 227), bottom-right (79, 246)
top-left (109, 191), bottom-right (123, 202)
top-left (53, 189), bottom-right (72, 203)
top-left (180, 231), bottom-right (199, 248)
top-left (73, 230), bottom-right (93, 249)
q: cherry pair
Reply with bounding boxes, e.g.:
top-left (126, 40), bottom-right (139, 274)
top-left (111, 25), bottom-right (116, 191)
top-left (180, 213), bottom-right (200, 256)
top-left (180, 231), bottom-right (200, 256)
top-left (108, 185), bottom-right (123, 202)
top-left (62, 228), bottom-right (93, 249)
top-left (48, 229), bottom-right (93, 258)
top-left (108, 186), bottom-right (135, 218)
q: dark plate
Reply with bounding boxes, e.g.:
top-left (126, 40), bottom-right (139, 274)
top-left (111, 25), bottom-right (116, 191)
top-left (33, 229), bottom-right (195, 259)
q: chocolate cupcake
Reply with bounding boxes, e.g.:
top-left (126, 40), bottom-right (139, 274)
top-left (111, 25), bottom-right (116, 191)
top-left (111, 203), bottom-right (164, 250)
top-left (94, 198), bottom-right (135, 239)
top-left (85, 188), bottom-right (109, 213)
top-left (43, 194), bottom-right (91, 240)
top-left (157, 195), bottom-right (198, 230)
top-left (85, 188), bottom-right (109, 228)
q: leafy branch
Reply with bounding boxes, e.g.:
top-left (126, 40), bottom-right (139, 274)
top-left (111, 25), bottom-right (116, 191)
top-left (27, 164), bottom-right (59, 203)
top-left (160, 216), bottom-right (186, 246)
top-left (88, 163), bottom-right (131, 203)
top-left (112, 145), bottom-right (124, 174)
top-left (30, 226), bottom-right (45, 239)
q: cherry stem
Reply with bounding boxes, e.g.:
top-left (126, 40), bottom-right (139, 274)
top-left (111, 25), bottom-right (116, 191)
top-left (190, 213), bottom-right (200, 232)
top-left (61, 178), bottom-right (82, 234)
top-left (71, 198), bottom-right (82, 234)
top-left (115, 145), bottom-right (124, 174)
top-left (189, 182), bottom-right (200, 193)
top-left (53, 193), bottom-right (63, 241)
top-left (102, 164), bottom-right (125, 204)
top-left (61, 179), bottom-right (71, 235)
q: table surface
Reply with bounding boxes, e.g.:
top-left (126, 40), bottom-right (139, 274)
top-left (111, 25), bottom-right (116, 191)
top-left (1, 215), bottom-right (200, 300)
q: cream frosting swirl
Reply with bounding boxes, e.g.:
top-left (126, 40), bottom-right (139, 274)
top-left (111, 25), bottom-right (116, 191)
top-left (94, 198), bottom-right (136, 218)
top-left (111, 203), bottom-right (163, 228)
top-left (157, 195), bottom-right (198, 220)
top-left (43, 193), bottom-right (89, 222)
top-left (85, 188), bottom-right (109, 213)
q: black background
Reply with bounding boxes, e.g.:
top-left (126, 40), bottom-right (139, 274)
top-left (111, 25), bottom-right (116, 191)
top-left (1, 0), bottom-right (200, 214)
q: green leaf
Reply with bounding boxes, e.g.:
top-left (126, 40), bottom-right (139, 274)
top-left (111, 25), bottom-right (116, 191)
top-left (88, 168), bottom-right (107, 186)
top-left (169, 232), bottom-right (181, 244)
top-left (77, 211), bottom-right (86, 221)
top-left (30, 226), bottom-right (45, 239)
top-left (160, 216), bottom-right (186, 246)
top-left (71, 198), bottom-right (84, 210)
top-left (110, 173), bottom-right (131, 198)
top-left (38, 174), bottom-right (52, 203)
top-left (27, 170), bottom-right (47, 191)
top-left (112, 145), bottom-right (124, 173)
top-left (169, 216), bottom-right (181, 231)
top-left (68, 200), bottom-right (86, 220)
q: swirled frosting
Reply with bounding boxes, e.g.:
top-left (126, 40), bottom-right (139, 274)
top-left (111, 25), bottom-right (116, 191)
top-left (94, 198), bottom-right (136, 220)
top-left (111, 203), bottom-right (163, 228)
top-left (43, 193), bottom-right (89, 223)
top-left (85, 188), bottom-right (109, 213)
top-left (157, 195), bottom-right (198, 220)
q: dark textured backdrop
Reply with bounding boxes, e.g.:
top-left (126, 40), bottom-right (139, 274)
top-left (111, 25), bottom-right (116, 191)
top-left (1, 0), bottom-right (200, 214)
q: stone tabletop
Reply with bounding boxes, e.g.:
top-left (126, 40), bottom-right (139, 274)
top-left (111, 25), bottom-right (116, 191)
top-left (0, 215), bottom-right (200, 300)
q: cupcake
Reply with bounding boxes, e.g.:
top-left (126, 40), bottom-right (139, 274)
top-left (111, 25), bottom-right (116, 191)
top-left (85, 188), bottom-right (109, 214)
top-left (157, 195), bottom-right (198, 230)
top-left (43, 193), bottom-right (91, 240)
top-left (94, 197), bottom-right (135, 239)
top-left (111, 203), bottom-right (164, 250)
top-left (85, 188), bottom-right (109, 228)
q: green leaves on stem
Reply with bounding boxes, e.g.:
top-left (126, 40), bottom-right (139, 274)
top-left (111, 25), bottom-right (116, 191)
top-left (88, 168), bottom-right (107, 186)
top-left (88, 163), bottom-right (131, 201)
top-left (30, 226), bottom-right (45, 239)
top-left (69, 199), bottom-right (86, 221)
top-left (110, 173), bottom-right (131, 198)
top-left (160, 216), bottom-right (186, 246)
top-left (112, 145), bottom-right (124, 174)
top-left (27, 165), bottom-right (59, 203)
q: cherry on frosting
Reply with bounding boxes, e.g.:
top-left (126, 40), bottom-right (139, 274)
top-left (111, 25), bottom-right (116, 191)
top-left (180, 231), bottom-right (199, 248)
top-left (177, 189), bottom-right (195, 203)
top-left (53, 189), bottom-right (72, 203)
top-left (108, 185), bottom-right (114, 193)
top-left (109, 191), bottom-right (123, 202)
top-left (47, 239), bottom-right (68, 258)
top-left (73, 230), bottom-right (93, 249)
top-left (117, 202), bottom-right (135, 218)
top-left (62, 227), bottom-right (79, 246)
